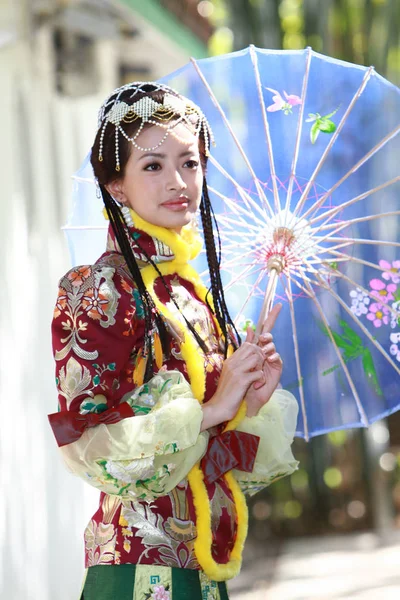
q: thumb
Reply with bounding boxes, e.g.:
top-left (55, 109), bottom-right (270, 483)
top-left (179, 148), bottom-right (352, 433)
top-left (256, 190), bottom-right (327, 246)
top-left (245, 326), bottom-right (255, 343)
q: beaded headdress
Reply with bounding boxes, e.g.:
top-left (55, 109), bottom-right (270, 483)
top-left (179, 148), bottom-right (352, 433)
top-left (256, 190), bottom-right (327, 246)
top-left (97, 81), bottom-right (215, 171)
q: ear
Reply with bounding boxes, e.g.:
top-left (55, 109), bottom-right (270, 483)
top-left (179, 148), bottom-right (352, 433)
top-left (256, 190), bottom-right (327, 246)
top-left (105, 179), bottom-right (126, 204)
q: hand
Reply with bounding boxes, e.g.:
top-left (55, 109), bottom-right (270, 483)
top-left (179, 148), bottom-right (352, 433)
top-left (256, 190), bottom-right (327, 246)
top-left (201, 340), bottom-right (267, 431)
top-left (244, 303), bottom-right (284, 418)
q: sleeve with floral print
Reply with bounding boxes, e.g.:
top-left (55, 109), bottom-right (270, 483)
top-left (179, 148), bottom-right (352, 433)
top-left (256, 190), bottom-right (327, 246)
top-left (50, 262), bottom-right (207, 500)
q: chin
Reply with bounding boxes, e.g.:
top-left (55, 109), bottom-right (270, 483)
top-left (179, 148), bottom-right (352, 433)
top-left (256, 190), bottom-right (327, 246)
top-left (164, 212), bottom-right (194, 230)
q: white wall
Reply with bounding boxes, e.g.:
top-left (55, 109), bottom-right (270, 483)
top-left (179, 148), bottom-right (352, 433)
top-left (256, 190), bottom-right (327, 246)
top-left (0, 3), bottom-right (196, 597)
top-left (0, 41), bottom-right (102, 600)
top-left (0, 10), bottom-right (119, 600)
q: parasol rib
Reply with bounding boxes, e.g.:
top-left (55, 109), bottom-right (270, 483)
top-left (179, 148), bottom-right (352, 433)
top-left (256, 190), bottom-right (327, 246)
top-left (190, 57), bottom-right (274, 217)
top-left (291, 66), bottom-right (374, 222)
top-left (293, 211), bottom-right (400, 258)
top-left (294, 269), bottom-right (400, 377)
top-left (289, 176), bottom-right (400, 244)
top-left (255, 268), bottom-right (280, 336)
top-left (284, 276), bottom-right (309, 440)
top-left (326, 237), bottom-right (400, 247)
top-left (306, 256), bottom-right (351, 265)
top-left (301, 275), bottom-right (370, 427)
top-left (321, 248), bottom-right (393, 275)
top-left (307, 177), bottom-right (400, 228)
top-left (249, 45), bottom-right (281, 216)
top-left (316, 273), bottom-right (400, 376)
top-left (318, 240), bottom-right (355, 254)
top-left (234, 269), bottom-right (267, 322)
top-left (315, 266), bottom-right (400, 321)
top-left (284, 47), bottom-right (313, 223)
top-left (220, 247), bottom-right (259, 269)
top-left (211, 189), bottom-right (267, 229)
top-left (223, 264), bottom-right (262, 291)
top-left (208, 155), bottom-right (271, 223)
top-left (315, 210), bottom-right (400, 233)
top-left (215, 213), bottom-right (260, 232)
top-left (299, 123), bottom-right (400, 223)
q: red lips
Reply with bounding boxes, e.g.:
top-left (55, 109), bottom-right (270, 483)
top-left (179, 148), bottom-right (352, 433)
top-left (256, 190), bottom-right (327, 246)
top-left (161, 196), bottom-right (190, 211)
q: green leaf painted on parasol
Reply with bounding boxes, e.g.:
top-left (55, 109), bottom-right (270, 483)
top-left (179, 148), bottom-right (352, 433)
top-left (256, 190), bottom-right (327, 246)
top-left (310, 121), bottom-right (321, 144)
top-left (339, 319), bottom-right (362, 348)
top-left (307, 106), bottom-right (339, 144)
top-left (319, 318), bottom-right (382, 396)
top-left (318, 119), bottom-right (337, 133)
top-left (361, 350), bottom-right (383, 396)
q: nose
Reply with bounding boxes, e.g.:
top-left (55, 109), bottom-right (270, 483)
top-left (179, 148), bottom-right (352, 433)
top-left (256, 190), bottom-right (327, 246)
top-left (166, 166), bottom-right (187, 192)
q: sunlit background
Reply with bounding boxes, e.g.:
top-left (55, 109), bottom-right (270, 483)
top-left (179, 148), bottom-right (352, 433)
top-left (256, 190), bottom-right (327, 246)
top-left (1, 1), bottom-right (400, 599)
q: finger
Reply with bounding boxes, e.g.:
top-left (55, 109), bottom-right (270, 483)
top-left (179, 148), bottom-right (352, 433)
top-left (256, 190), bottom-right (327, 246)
top-left (258, 332), bottom-right (273, 346)
top-left (241, 353), bottom-right (265, 372)
top-left (261, 342), bottom-right (276, 355)
top-left (225, 351), bottom-right (260, 374)
top-left (262, 303), bottom-right (282, 335)
top-left (266, 352), bottom-right (282, 363)
top-left (238, 341), bottom-right (266, 361)
top-left (245, 327), bottom-right (255, 344)
top-left (247, 369), bottom-right (265, 387)
top-left (253, 374), bottom-right (266, 390)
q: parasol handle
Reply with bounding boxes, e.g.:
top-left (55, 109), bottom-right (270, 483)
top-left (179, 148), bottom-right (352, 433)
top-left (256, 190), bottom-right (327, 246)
top-left (255, 268), bottom-right (279, 338)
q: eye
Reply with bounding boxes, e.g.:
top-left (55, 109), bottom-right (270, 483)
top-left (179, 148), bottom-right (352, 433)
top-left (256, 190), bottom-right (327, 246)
top-left (184, 159), bottom-right (199, 169)
top-left (144, 162), bottom-right (161, 171)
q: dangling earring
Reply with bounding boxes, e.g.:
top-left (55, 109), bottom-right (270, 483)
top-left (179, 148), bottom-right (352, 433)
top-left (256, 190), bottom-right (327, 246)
top-left (121, 204), bottom-right (134, 227)
top-left (95, 177), bottom-right (102, 199)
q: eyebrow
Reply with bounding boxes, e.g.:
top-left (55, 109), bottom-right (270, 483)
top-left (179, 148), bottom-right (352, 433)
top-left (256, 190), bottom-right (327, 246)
top-left (138, 150), bottom-right (197, 161)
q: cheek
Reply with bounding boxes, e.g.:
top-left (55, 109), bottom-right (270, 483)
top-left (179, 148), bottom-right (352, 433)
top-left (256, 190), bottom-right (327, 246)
top-left (127, 173), bottom-right (159, 199)
top-left (194, 169), bottom-right (204, 194)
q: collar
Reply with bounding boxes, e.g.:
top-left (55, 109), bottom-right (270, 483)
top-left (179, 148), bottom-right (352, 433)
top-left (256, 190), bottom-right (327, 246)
top-left (104, 207), bottom-right (203, 266)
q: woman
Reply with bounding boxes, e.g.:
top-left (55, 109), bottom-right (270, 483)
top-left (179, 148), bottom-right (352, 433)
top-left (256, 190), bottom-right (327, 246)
top-left (49, 82), bottom-right (298, 600)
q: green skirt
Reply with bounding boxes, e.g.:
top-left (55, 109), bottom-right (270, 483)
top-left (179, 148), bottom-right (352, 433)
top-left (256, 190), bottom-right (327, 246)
top-left (80, 564), bottom-right (230, 600)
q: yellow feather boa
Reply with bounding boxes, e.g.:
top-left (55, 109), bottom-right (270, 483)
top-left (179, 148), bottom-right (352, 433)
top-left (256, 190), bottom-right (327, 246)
top-left (123, 208), bottom-right (249, 581)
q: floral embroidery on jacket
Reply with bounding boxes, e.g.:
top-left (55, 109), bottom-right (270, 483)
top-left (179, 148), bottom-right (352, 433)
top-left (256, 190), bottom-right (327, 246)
top-left (54, 265), bottom-right (121, 362)
top-left (84, 520), bottom-right (117, 567)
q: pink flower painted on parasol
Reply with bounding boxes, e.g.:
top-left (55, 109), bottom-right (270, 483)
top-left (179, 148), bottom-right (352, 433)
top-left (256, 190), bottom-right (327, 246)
top-left (366, 302), bottom-right (390, 327)
top-left (369, 278), bottom-right (397, 303)
top-left (380, 259), bottom-right (400, 284)
top-left (266, 88), bottom-right (302, 114)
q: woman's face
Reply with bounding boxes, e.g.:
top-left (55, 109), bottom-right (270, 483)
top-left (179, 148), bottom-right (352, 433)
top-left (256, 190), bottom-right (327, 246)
top-left (107, 122), bottom-right (203, 232)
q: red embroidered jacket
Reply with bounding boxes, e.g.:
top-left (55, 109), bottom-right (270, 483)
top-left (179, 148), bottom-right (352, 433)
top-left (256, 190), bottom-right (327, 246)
top-left (49, 214), bottom-right (298, 577)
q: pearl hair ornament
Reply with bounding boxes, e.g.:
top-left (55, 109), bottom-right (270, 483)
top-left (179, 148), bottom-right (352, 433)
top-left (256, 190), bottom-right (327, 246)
top-left (97, 82), bottom-right (214, 172)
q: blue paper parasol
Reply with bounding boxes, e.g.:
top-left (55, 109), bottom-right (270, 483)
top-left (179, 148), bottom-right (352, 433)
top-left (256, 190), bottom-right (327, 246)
top-left (64, 47), bottom-right (400, 439)
top-left (158, 46), bottom-right (400, 439)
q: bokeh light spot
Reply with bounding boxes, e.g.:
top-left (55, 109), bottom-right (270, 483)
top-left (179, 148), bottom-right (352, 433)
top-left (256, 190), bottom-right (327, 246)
top-left (284, 500), bottom-right (303, 519)
top-left (323, 467), bottom-right (343, 488)
top-left (328, 430), bottom-right (347, 447)
top-left (291, 468), bottom-right (309, 491)
top-left (252, 500), bottom-right (271, 520)
top-left (379, 452), bottom-right (396, 472)
top-left (347, 500), bottom-right (366, 519)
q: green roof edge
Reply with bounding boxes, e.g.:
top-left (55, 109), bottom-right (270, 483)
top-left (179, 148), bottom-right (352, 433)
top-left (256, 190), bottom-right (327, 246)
top-left (118, 0), bottom-right (208, 58)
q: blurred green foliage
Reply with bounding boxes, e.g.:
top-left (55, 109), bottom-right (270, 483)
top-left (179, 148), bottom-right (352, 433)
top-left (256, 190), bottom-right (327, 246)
top-left (206, 0), bottom-right (400, 84)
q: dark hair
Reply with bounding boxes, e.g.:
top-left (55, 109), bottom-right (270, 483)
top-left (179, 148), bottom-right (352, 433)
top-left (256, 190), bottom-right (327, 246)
top-left (91, 84), bottom-right (239, 381)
